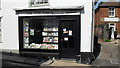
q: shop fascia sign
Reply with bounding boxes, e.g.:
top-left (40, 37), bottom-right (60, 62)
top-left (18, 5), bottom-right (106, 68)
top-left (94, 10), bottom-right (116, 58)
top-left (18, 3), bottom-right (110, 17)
top-left (16, 10), bottom-right (81, 15)
top-left (104, 17), bottom-right (120, 22)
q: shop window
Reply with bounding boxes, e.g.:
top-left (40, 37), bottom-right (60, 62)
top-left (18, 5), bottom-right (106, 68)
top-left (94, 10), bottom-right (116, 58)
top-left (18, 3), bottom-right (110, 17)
top-left (30, 0), bottom-right (49, 7)
top-left (23, 17), bottom-right (58, 50)
top-left (108, 7), bottom-right (115, 17)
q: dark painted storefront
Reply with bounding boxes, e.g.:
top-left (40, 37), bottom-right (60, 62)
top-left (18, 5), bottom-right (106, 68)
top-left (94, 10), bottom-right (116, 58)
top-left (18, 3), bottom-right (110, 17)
top-left (19, 15), bottom-right (80, 58)
top-left (16, 8), bottom-right (95, 64)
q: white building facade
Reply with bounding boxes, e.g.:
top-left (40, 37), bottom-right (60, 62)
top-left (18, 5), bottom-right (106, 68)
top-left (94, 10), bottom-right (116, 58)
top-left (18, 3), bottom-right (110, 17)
top-left (1, 0), bottom-right (94, 64)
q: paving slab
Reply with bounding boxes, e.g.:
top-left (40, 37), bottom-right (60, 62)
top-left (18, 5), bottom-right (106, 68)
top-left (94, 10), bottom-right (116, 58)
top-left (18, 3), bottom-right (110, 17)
top-left (110, 59), bottom-right (119, 64)
top-left (2, 55), bottom-right (42, 66)
top-left (41, 60), bottom-right (54, 66)
top-left (50, 60), bottom-right (90, 66)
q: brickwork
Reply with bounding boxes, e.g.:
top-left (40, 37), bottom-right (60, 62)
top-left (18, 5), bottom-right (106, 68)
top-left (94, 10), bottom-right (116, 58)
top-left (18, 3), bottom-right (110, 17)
top-left (95, 6), bottom-right (120, 39)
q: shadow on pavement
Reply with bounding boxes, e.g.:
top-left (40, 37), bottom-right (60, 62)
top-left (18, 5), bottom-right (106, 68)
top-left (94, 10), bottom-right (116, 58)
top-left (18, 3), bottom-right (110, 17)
top-left (2, 51), bottom-right (48, 67)
top-left (93, 36), bottom-right (101, 60)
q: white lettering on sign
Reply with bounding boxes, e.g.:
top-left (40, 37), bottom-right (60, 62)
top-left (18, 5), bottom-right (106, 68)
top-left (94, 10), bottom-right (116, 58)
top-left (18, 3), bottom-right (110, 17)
top-left (104, 17), bottom-right (120, 22)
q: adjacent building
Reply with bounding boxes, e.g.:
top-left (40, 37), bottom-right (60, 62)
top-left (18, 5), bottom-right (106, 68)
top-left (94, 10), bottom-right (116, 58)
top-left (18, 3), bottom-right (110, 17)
top-left (95, 2), bottom-right (120, 40)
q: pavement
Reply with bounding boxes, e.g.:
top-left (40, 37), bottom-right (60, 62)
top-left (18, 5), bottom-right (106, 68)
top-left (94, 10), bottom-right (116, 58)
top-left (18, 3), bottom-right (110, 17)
top-left (1, 50), bottom-right (89, 67)
top-left (92, 39), bottom-right (119, 66)
top-left (49, 59), bottom-right (90, 66)
top-left (1, 39), bottom-right (120, 67)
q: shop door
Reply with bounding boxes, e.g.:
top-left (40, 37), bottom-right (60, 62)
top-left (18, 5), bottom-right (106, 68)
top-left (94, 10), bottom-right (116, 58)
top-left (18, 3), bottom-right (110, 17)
top-left (59, 16), bottom-right (80, 58)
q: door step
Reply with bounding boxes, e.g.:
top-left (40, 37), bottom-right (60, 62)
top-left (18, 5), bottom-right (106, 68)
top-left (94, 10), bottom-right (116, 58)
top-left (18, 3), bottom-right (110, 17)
top-left (41, 60), bottom-right (54, 66)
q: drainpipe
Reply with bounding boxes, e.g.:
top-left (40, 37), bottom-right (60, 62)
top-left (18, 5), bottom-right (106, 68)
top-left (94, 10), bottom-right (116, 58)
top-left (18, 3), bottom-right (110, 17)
top-left (91, 0), bottom-right (95, 53)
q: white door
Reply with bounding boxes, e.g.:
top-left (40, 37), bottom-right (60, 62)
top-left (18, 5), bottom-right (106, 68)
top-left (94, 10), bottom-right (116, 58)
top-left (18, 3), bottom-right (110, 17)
top-left (109, 23), bottom-right (116, 39)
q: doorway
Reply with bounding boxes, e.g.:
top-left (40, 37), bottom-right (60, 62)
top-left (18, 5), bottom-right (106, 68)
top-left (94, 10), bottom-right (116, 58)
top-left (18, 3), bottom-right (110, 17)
top-left (59, 16), bottom-right (80, 58)
top-left (109, 23), bottom-right (115, 39)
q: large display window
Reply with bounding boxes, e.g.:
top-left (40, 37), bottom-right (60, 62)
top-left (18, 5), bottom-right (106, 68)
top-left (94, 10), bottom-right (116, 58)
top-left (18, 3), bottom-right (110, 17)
top-left (23, 17), bottom-right (59, 50)
top-left (19, 15), bottom-right (80, 58)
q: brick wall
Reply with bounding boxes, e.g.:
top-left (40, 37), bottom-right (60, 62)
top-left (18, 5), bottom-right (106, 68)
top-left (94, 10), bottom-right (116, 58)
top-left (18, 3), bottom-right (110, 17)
top-left (95, 7), bottom-right (120, 39)
top-left (116, 8), bottom-right (120, 34)
top-left (100, 8), bottom-right (108, 17)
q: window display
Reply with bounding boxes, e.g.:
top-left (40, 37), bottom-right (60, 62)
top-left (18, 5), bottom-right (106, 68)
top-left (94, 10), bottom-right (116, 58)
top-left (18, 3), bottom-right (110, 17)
top-left (23, 19), bottom-right (29, 48)
top-left (29, 43), bottom-right (58, 49)
top-left (43, 37), bottom-right (58, 43)
top-left (30, 29), bottom-right (34, 35)
top-left (23, 18), bottom-right (59, 50)
top-left (41, 19), bottom-right (59, 49)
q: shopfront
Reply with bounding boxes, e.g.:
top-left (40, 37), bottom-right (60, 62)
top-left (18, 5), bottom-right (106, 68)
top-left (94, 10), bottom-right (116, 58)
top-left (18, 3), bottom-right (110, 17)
top-left (16, 9), bottom-right (81, 58)
top-left (2, 0), bottom-right (93, 64)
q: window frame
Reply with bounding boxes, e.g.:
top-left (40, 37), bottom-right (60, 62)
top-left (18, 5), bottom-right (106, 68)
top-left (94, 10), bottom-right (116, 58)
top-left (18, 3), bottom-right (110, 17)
top-left (108, 7), bottom-right (115, 17)
top-left (30, 0), bottom-right (49, 7)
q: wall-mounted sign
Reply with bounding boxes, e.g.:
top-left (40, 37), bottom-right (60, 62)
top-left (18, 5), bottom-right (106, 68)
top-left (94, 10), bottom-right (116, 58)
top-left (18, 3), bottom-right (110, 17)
top-left (16, 10), bottom-right (80, 15)
top-left (104, 17), bottom-right (120, 22)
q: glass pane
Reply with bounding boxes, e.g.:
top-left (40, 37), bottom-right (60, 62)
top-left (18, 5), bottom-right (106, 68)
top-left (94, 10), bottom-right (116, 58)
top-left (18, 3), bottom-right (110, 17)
top-left (109, 8), bottom-right (114, 12)
top-left (109, 8), bottom-right (111, 11)
top-left (44, 0), bottom-right (48, 3)
top-left (29, 18), bottom-right (43, 46)
top-left (111, 12), bottom-right (114, 16)
top-left (42, 18), bottom-right (58, 49)
top-left (39, 0), bottom-right (42, 3)
top-left (23, 19), bottom-right (29, 48)
top-left (31, 0), bottom-right (34, 4)
top-left (111, 8), bottom-right (114, 11)
top-left (23, 17), bottom-right (59, 50)
top-left (109, 12), bottom-right (111, 16)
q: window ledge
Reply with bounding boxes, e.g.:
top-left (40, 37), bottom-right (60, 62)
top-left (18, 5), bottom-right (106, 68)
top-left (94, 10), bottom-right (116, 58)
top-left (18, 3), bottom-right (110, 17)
top-left (30, 3), bottom-right (49, 7)
top-left (108, 16), bottom-right (115, 18)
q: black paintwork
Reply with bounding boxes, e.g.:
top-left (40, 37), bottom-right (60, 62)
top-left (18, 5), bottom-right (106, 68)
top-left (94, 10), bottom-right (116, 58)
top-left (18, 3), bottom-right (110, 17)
top-left (19, 15), bottom-right (80, 59)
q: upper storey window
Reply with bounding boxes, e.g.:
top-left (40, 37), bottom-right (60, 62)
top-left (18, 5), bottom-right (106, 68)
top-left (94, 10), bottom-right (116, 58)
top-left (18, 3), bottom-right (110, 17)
top-left (30, 0), bottom-right (49, 7)
top-left (108, 7), bottom-right (115, 17)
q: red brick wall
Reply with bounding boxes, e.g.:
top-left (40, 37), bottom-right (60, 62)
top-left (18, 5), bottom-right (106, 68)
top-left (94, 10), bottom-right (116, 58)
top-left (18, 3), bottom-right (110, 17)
top-left (115, 8), bottom-right (119, 17)
top-left (100, 8), bottom-right (108, 17)
top-left (95, 7), bottom-right (120, 35)
top-left (115, 8), bottom-right (120, 34)
top-left (116, 22), bottom-right (120, 34)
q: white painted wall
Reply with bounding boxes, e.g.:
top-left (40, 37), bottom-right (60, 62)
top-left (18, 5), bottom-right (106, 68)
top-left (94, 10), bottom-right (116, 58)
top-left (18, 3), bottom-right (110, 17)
top-left (49, 0), bottom-right (82, 8)
top-left (1, 0), bottom-right (28, 50)
top-left (79, 0), bottom-right (93, 52)
top-left (49, 0), bottom-right (93, 52)
top-left (2, 0), bottom-right (93, 52)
